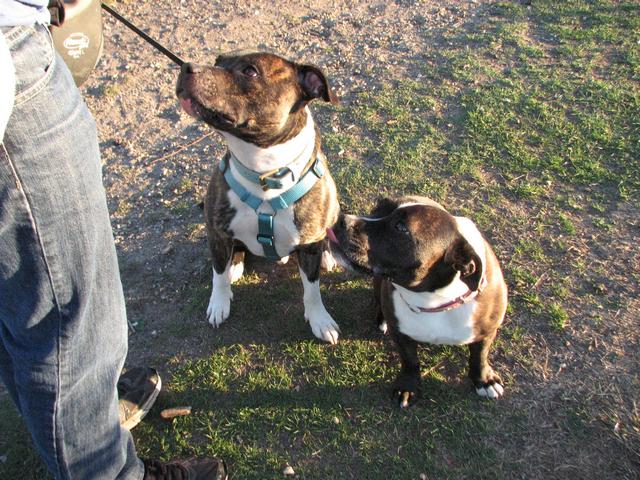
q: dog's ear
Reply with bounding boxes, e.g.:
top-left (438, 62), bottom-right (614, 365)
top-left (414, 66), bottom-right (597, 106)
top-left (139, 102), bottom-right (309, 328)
top-left (444, 237), bottom-right (483, 291)
top-left (371, 197), bottom-right (398, 219)
top-left (298, 65), bottom-right (338, 104)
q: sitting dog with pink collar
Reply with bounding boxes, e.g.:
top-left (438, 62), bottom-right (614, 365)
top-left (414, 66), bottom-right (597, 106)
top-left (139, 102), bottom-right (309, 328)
top-left (327, 196), bottom-right (508, 407)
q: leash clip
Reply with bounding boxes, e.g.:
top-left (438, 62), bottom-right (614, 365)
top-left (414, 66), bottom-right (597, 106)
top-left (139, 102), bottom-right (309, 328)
top-left (258, 167), bottom-right (294, 191)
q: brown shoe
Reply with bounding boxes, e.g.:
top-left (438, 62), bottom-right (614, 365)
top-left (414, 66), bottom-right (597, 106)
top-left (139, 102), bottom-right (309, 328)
top-left (118, 367), bottom-right (161, 430)
top-left (143, 458), bottom-right (228, 480)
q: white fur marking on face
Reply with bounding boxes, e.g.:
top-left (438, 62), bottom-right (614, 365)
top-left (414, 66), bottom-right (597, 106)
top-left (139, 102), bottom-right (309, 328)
top-left (349, 201), bottom-right (444, 224)
top-left (206, 264), bottom-right (234, 328)
top-left (347, 213), bottom-right (385, 223)
top-left (396, 200), bottom-right (446, 211)
top-left (299, 267), bottom-right (340, 344)
top-left (364, 203), bottom-right (487, 277)
top-left (454, 216), bottom-right (487, 279)
top-left (392, 286), bottom-right (477, 345)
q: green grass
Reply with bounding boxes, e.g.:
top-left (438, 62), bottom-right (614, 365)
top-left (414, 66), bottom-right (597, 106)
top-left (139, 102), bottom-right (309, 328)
top-left (548, 302), bottom-right (569, 331)
top-left (0, 398), bottom-right (49, 479)
top-left (2, 0), bottom-right (638, 478)
top-left (132, 334), bottom-right (507, 479)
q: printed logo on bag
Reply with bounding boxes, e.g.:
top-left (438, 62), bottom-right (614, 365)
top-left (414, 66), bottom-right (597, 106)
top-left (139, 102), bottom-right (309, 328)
top-left (63, 33), bottom-right (91, 59)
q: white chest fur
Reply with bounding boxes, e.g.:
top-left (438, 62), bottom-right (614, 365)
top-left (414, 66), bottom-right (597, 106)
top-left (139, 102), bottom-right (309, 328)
top-left (228, 196), bottom-right (300, 258)
top-left (392, 286), bottom-right (477, 345)
top-left (223, 109), bottom-right (317, 259)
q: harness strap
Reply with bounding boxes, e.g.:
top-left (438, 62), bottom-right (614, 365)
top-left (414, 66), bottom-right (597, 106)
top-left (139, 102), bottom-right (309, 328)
top-left (219, 154), bottom-right (325, 260)
top-left (268, 159), bottom-right (324, 211)
top-left (48, 0), bottom-right (65, 26)
top-left (220, 157), bottom-right (263, 210)
top-left (257, 213), bottom-right (279, 260)
top-left (229, 153), bottom-right (294, 191)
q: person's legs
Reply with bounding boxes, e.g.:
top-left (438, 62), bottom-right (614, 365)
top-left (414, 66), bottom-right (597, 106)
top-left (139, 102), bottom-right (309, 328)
top-left (0, 24), bottom-right (142, 479)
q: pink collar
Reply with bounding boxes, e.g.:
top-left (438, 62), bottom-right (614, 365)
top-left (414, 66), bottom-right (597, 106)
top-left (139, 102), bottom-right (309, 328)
top-left (404, 276), bottom-right (488, 314)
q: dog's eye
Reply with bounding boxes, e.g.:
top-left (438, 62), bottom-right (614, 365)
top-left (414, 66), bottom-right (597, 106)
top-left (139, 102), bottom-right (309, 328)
top-left (395, 222), bottom-right (409, 234)
top-left (242, 65), bottom-right (259, 77)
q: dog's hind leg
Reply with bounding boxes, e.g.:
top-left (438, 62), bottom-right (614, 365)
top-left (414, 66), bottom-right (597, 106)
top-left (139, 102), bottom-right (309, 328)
top-left (297, 241), bottom-right (341, 344)
top-left (230, 240), bottom-right (246, 284)
top-left (320, 238), bottom-right (337, 272)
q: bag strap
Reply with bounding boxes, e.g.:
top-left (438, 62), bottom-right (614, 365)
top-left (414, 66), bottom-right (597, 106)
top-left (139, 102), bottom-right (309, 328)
top-left (48, 0), bottom-right (65, 27)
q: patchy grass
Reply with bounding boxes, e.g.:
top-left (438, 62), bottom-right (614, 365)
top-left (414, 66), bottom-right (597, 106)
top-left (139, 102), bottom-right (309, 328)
top-left (132, 338), bottom-right (504, 479)
top-left (0, 398), bottom-right (49, 480)
top-left (2, 1), bottom-right (638, 479)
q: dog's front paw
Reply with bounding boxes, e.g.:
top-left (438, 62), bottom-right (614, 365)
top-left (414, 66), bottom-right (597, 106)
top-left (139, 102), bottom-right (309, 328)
top-left (206, 287), bottom-right (233, 328)
top-left (379, 320), bottom-right (388, 334)
top-left (305, 306), bottom-right (340, 345)
top-left (392, 372), bottom-right (421, 408)
top-left (321, 250), bottom-right (338, 272)
top-left (473, 371), bottom-right (504, 399)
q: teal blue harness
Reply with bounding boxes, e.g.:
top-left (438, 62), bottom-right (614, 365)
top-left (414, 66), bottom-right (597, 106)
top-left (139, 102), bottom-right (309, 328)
top-left (220, 153), bottom-right (325, 261)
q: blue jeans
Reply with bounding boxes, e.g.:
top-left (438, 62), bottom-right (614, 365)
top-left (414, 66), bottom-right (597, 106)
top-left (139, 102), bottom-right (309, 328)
top-left (0, 24), bottom-right (143, 480)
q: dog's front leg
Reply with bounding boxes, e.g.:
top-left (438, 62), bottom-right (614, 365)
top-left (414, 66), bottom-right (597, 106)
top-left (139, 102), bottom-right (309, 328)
top-left (206, 233), bottom-right (235, 328)
top-left (373, 276), bottom-right (388, 334)
top-left (391, 330), bottom-right (421, 408)
top-left (297, 241), bottom-right (340, 344)
top-left (468, 331), bottom-right (504, 399)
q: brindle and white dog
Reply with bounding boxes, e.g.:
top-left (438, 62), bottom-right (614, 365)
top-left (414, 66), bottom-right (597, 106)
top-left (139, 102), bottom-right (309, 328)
top-left (328, 196), bottom-right (508, 406)
top-left (176, 51), bottom-right (341, 344)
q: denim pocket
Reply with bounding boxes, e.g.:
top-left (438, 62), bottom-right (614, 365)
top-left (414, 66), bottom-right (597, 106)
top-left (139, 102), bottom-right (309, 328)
top-left (6, 25), bottom-right (55, 106)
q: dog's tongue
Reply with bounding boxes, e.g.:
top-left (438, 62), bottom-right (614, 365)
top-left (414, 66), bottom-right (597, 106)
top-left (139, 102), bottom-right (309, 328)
top-left (179, 97), bottom-right (197, 117)
top-left (326, 227), bottom-right (338, 244)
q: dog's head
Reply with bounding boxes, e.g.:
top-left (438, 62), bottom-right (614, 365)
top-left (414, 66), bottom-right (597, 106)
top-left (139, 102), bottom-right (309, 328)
top-left (328, 197), bottom-right (484, 292)
top-left (176, 51), bottom-right (337, 146)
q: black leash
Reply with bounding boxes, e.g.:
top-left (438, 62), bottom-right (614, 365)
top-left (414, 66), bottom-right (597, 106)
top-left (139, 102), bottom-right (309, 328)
top-left (101, 3), bottom-right (185, 67)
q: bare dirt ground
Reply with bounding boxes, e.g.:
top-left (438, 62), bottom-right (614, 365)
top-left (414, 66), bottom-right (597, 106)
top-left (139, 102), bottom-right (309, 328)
top-left (89, 0), bottom-right (485, 369)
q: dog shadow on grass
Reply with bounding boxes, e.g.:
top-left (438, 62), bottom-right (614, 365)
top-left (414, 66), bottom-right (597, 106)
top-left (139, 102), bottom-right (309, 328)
top-left (159, 251), bottom-right (488, 405)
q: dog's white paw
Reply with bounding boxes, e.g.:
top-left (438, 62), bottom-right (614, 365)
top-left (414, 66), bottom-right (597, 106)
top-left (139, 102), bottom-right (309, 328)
top-left (476, 382), bottom-right (504, 399)
top-left (321, 250), bottom-right (338, 272)
top-left (229, 261), bottom-right (244, 284)
top-left (277, 255), bottom-right (290, 265)
top-left (305, 305), bottom-right (340, 345)
top-left (206, 287), bottom-right (233, 328)
top-left (379, 320), bottom-right (388, 335)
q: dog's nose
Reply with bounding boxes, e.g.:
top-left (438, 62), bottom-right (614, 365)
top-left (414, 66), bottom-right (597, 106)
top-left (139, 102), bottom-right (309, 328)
top-left (181, 62), bottom-right (201, 75)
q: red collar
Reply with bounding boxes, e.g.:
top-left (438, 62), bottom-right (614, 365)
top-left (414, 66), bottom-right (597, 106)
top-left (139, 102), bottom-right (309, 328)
top-left (407, 275), bottom-right (488, 314)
